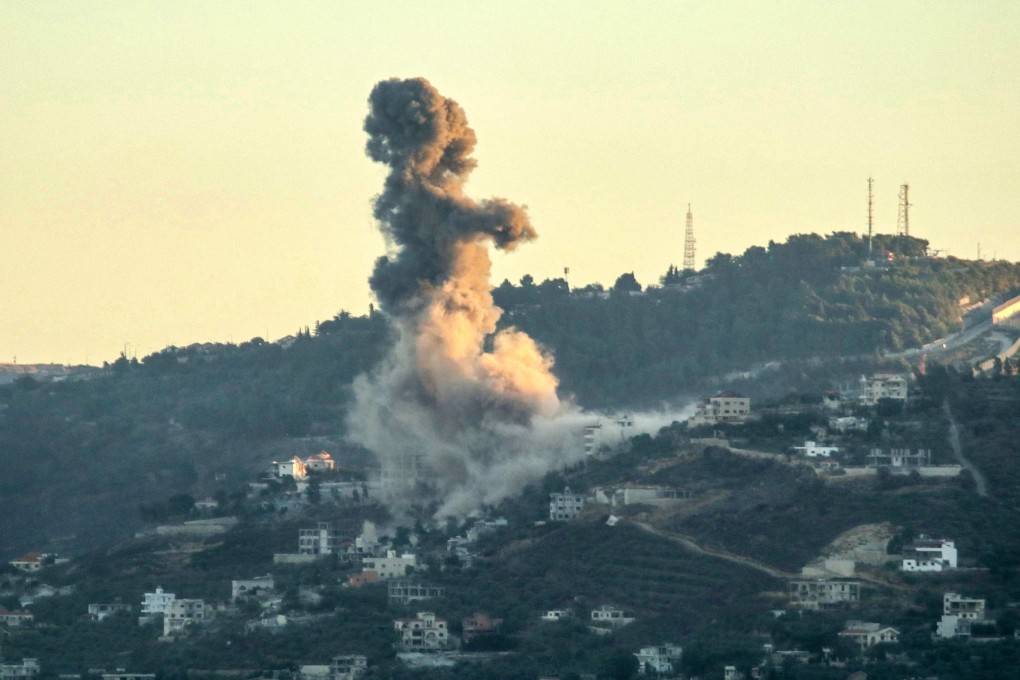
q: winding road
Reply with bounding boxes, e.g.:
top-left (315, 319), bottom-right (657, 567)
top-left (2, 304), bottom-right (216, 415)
top-left (943, 399), bottom-right (989, 497)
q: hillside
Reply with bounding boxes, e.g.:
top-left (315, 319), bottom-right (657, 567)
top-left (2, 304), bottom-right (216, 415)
top-left (2, 233), bottom-right (1020, 559)
top-left (3, 371), bottom-right (1020, 679)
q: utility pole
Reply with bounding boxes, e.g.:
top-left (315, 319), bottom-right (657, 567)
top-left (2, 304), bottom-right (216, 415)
top-left (683, 203), bottom-right (696, 271)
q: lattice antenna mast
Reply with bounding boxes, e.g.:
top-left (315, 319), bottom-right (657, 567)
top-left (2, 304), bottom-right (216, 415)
top-left (897, 183), bottom-right (910, 236)
top-left (683, 203), bottom-right (696, 271)
top-left (867, 177), bottom-right (874, 259)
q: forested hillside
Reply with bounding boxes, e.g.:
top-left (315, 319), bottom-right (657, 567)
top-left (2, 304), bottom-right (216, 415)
top-left (2, 232), bottom-right (1019, 557)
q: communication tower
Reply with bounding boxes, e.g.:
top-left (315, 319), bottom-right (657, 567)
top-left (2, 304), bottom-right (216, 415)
top-left (897, 184), bottom-right (910, 236)
top-left (683, 203), bottom-right (696, 271)
top-left (867, 177), bottom-right (874, 259)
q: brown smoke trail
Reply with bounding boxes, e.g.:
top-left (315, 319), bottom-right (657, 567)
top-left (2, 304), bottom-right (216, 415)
top-left (348, 78), bottom-right (570, 517)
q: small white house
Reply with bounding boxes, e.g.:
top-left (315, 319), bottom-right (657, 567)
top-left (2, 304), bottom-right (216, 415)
top-left (362, 551), bottom-right (418, 580)
top-left (901, 537), bottom-right (957, 572)
top-left (794, 441), bottom-right (839, 458)
top-left (540, 609), bottom-right (571, 622)
top-left (838, 621), bottom-right (900, 648)
top-left (590, 605), bottom-right (635, 627)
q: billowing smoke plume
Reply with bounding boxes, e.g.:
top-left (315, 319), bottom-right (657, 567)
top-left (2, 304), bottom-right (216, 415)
top-left (348, 77), bottom-right (578, 517)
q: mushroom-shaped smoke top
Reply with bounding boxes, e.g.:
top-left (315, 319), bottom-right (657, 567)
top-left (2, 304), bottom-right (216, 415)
top-left (364, 77), bottom-right (537, 313)
top-left (349, 78), bottom-right (570, 518)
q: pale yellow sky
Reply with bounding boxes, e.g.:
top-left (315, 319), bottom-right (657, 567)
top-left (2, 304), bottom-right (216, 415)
top-left (3, 1), bottom-right (1019, 364)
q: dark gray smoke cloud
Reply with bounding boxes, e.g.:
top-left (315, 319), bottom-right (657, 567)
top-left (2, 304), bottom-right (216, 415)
top-left (347, 78), bottom-right (574, 517)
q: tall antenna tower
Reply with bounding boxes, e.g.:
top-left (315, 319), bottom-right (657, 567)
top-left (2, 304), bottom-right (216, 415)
top-left (896, 183), bottom-right (910, 236)
top-left (683, 203), bottom-right (696, 271)
top-left (867, 177), bottom-right (874, 259)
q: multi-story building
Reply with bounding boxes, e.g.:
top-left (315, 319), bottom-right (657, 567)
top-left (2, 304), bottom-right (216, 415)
top-left (394, 612), bottom-right (451, 651)
top-left (901, 537), bottom-right (957, 572)
top-left (0, 606), bottom-right (34, 626)
top-left (0, 659), bottom-right (40, 679)
top-left (867, 448), bottom-right (931, 470)
top-left (550, 487), bottom-right (586, 521)
top-left (859, 374), bottom-right (908, 406)
top-left (304, 451), bottom-right (336, 473)
top-left (388, 581), bottom-right (446, 605)
top-left (634, 644), bottom-right (682, 675)
top-left (362, 551), bottom-right (418, 580)
top-left (688, 392), bottom-right (751, 427)
top-left (299, 523), bottom-right (344, 555)
top-left (937, 592), bottom-right (986, 639)
top-left (140, 587), bottom-right (175, 615)
top-left (330, 655), bottom-right (367, 680)
top-left (788, 580), bottom-right (861, 609)
top-left (163, 599), bottom-right (206, 637)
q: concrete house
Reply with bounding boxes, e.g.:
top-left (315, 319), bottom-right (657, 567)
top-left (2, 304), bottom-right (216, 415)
top-left (689, 392), bottom-right (751, 427)
top-left (794, 441), bottom-right (839, 458)
top-left (9, 552), bottom-right (47, 572)
top-left (788, 580), bottom-right (861, 609)
top-left (937, 592), bottom-right (986, 639)
top-left (0, 658), bottom-right (40, 679)
top-left (299, 523), bottom-right (344, 555)
top-left (590, 605), bottom-right (635, 628)
top-left (859, 374), bottom-right (908, 406)
top-left (901, 537), bottom-right (957, 572)
top-left (394, 612), bottom-right (451, 651)
top-left (140, 587), bottom-right (175, 616)
top-left (635, 644), bottom-right (682, 675)
top-left (550, 487), bottom-right (586, 521)
top-left (0, 606), bottom-right (34, 626)
top-left (362, 550), bottom-right (418, 580)
top-left (330, 655), bottom-right (368, 680)
top-left (231, 575), bottom-right (275, 601)
top-left (163, 599), bottom-right (206, 637)
top-left (88, 603), bottom-right (131, 622)
top-left (838, 621), bottom-right (900, 648)
top-left (305, 451), bottom-right (336, 472)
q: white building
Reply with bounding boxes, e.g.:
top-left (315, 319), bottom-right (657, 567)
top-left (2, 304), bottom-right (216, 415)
top-left (867, 448), bottom-right (931, 469)
top-left (901, 537), bottom-right (957, 572)
top-left (688, 392), bottom-right (751, 427)
top-left (362, 550), bottom-right (418, 580)
top-left (140, 587), bottom-right (175, 615)
top-left (305, 451), bottom-right (335, 472)
top-left (829, 416), bottom-right (868, 433)
top-left (163, 598), bottom-right (206, 636)
top-left (859, 374), bottom-right (908, 406)
top-left (937, 592), bottom-right (986, 639)
top-left (299, 523), bottom-right (344, 555)
top-left (635, 644), bottom-right (682, 674)
top-left (355, 521), bottom-right (381, 555)
top-left (394, 612), bottom-right (450, 651)
top-left (794, 441), bottom-right (839, 458)
top-left (550, 487), bottom-right (586, 521)
top-left (0, 659), bottom-right (39, 679)
top-left (330, 656), bottom-right (367, 680)
top-left (273, 456), bottom-right (308, 479)
top-left (590, 605), bottom-right (635, 627)
top-left (583, 423), bottom-right (603, 456)
top-left (838, 621), bottom-right (900, 648)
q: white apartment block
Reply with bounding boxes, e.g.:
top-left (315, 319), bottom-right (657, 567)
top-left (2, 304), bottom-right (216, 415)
top-left (394, 612), bottom-right (450, 651)
top-left (274, 456), bottom-right (308, 479)
top-left (140, 587), bottom-right (175, 615)
top-left (550, 487), bottom-right (586, 521)
top-left (362, 550), bottom-right (418, 580)
top-left (901, 537), bottom-right (957, 572)
top-left (299, 523), bottom-right (344, 555)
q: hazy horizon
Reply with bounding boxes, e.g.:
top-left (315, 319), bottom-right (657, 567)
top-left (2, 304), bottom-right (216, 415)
top-left (4, 2), bottom-right (1019, 364)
